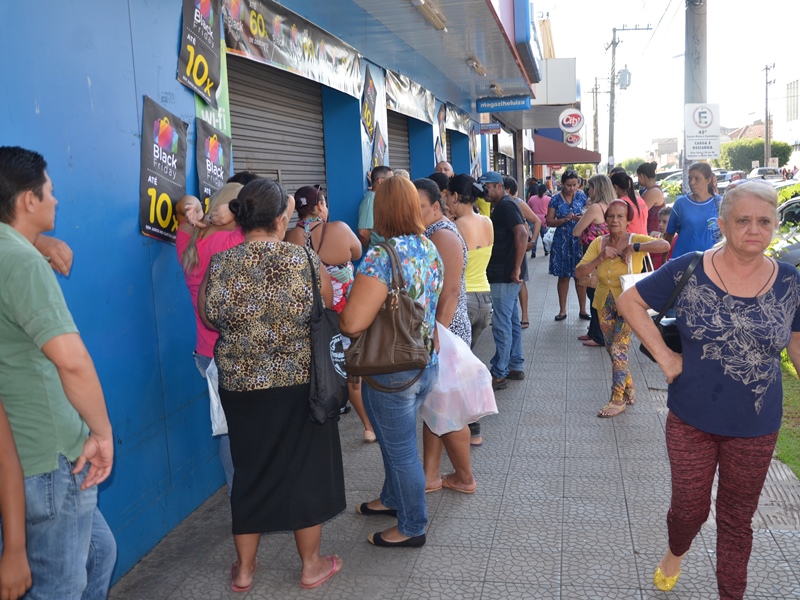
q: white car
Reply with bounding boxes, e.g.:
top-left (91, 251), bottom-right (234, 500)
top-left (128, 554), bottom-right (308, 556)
top-left (748, 167), bottom-right (783, 181)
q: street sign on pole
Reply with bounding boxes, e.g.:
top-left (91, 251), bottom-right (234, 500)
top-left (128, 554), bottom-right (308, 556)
top-left (684, 103), bottom-right (720, 160)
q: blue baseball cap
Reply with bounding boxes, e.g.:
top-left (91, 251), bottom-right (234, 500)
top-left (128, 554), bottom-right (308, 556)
top-left (478, 171), bottom-right (504, 184)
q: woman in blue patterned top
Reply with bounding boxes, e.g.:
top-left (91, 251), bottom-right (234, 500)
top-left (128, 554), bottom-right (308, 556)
top-left (618, 180), bottom-right (800, 599)
top-left (340, 176), bottom-right (443, 549)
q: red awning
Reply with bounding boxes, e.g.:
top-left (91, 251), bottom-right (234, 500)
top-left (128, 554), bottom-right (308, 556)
top-left (533, 134), bottom-right (602, 165)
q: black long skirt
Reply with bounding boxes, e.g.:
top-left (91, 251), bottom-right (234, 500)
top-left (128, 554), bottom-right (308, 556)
top-left (220, 383), bottom-right (346, 535)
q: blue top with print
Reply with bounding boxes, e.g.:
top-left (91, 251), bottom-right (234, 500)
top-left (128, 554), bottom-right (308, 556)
top-left (636, 252), bottom-right (800, 437)
top-left (358, 235), bottom-right (444, 365)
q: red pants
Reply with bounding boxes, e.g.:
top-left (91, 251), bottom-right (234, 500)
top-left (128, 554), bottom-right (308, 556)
top-left (665, 412), bottom-right (778, 600)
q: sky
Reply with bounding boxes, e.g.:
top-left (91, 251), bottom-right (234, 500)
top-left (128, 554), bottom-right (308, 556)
top-left (538, 0), bottom-right (800, 164)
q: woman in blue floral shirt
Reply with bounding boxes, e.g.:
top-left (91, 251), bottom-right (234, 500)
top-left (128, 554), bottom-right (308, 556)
top-left (340, 176), bottom-right (443, 549)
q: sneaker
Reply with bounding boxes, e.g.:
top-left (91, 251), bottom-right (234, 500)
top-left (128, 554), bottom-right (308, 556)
top-left (491, 377), bottom-right (508, 390)
top-left (506, 370), bottom-right (525, 380)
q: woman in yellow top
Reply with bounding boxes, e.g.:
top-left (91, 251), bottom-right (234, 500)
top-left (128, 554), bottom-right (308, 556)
top-left (576, 200), bottom-right (670, 417)
top-left (446, 174), bottom-right (493, 446)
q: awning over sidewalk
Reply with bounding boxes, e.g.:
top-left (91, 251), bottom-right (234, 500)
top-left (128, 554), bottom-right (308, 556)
top-left (533, 134), bottom-right (602, 165)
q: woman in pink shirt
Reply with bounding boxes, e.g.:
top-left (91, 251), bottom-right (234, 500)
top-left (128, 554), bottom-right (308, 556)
top-left (176, 183), bottom-right (245, 495)
top-left (527, 183), bottom-right (551, 258)
top-left (610, 171), bottom-right (648, 235)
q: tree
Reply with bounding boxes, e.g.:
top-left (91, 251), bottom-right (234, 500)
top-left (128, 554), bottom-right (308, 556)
top-left (717, 139), bottom-right (792, 171)
top-left (617, 157), bottom-right (647, 173)
top-left (568, 163), bottom-right (596, 178)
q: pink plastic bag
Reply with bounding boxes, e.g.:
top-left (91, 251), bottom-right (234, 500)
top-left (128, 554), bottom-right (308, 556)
top-left (421, 323), bottom-right (498, 435)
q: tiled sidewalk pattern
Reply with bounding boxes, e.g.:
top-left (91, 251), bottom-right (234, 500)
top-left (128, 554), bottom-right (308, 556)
top-left (110, 255), bottom-right (800, 599)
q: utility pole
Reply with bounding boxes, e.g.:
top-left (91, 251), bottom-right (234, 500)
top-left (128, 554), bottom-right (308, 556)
top-left (764, 63), bottom-right (775, 167)
top-left (592, 77), bottom-right (600, 153)
top-left (606, 24), bottom-right (651, 171)
top-left (684, 1), bottom-right (706, 184)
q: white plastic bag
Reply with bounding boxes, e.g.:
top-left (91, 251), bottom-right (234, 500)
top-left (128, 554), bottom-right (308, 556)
top-left (205, 359), bottom-right (228, 436)
top-left (421, 323), bottom-right (498, 436)
top-left (542, 227), bottom-right (554, 252)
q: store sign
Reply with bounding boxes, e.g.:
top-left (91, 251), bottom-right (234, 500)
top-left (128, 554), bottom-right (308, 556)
top-left (479, 122), bottom-right (502, 135)
top-left (222, 0), bottom-right (363, 98)
top-left (565, 132), bottom-right (582, 147)
top-left (196, 118), bottom-right (232, 212)
top-left (385, 70), bottom-right (435, 124)
top-left (139, 97), bottom-right (188, 243)
top-left (558, 108), bottom-right (584, 133)
top-left (684, 103), bottom-right (720, 160)
top-left (475, 95), bottom-right (532, 113)
top-left (178, 0), bottom-right (222, 108)
top-left (445, 102), bottom-right (471, 135)
top-left (498, 130), bottom-right (515, 158)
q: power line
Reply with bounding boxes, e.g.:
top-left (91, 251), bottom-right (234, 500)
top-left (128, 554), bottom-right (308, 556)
top-left (642, 0), bottom-right (679, 54)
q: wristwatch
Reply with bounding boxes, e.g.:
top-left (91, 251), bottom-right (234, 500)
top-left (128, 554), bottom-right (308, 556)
top-left (633, 242), bottom-right (641, 252)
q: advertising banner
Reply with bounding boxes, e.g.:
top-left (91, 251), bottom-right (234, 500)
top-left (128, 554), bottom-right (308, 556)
top-left (196, 118), bottom-right (233, 212)
top-left (371, 122), bottom-right (387, 168)
top-left (361, 66), bottom-right (377, 140)
top-left (195, 41), bottom-right (232, 137)
top-left (385, 70), bottom-right (435, 124)
top-left (139, 97), bottom-right (188, 243)
top-left (445, 103), bottom-right (471, 135)
top-left (222, 0), bottom-right (363, 98)
top-left (178, 0), bottom-right (222, 108)
top-left (435, 104), bottom-right (447, 164)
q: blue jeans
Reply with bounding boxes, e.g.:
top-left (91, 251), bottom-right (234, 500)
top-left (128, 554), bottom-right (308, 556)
top-left (194, 352), bottom-right (235, 496)
top-left (489, 282), bottom-right (524, 379)
top-left (0, 455), bottom-right (116, 600)
top-left (361, 364), bottom-right (438, 537)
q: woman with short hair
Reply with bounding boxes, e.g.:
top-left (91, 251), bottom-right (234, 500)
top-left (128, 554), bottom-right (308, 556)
top-left (575, 200), bottom-right (669, 417)
top-left (619, 181), bottom-right (800, 599)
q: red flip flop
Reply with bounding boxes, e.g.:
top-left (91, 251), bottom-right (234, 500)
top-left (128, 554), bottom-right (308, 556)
top-left (300, 555), bottom-right (342, 589)
top-left (230, 560), bottom-right (257, 593)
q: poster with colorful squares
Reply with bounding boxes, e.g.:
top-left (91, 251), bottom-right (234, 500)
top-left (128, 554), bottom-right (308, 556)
top-left (196, 118), bottom-right (232, 213)
top-left (178, 0), bottom-right (222, 108)
top-left (139, 97), bottom-right (188, 243)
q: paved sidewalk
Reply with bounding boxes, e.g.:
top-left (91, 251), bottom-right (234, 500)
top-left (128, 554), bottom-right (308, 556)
top-left (111, 254), bottom-right (800, 599)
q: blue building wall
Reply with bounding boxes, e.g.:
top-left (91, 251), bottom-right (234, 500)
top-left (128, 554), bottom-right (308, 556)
top-left (0, 0), bottom-right (480, 581)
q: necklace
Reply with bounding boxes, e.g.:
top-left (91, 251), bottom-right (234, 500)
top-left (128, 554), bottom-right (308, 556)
top-left (710, 249), bottom-right (776, 312)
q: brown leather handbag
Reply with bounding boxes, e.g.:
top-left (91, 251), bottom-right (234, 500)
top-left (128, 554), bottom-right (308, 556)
top-left (344, 241), bottom-right (431, 392)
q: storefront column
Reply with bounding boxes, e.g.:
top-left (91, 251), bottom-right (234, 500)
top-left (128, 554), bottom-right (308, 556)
top-left (408, 118), bottom-right (435, 179)
top-left (322, 87), bottom-right (366, 230)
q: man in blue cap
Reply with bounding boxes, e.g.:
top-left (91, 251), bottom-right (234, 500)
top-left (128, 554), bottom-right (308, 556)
top-left (478, 171), bottom-right (528, 390)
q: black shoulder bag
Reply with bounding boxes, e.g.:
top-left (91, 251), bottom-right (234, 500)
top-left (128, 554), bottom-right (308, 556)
top-left (639, 251), bottom-right (703, 363)
top-left (303, 248), bottom-right (348, 424)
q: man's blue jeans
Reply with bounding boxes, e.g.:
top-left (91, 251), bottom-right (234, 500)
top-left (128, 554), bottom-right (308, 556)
top-left (0, 454), bottom-right (116, 600)
top-left (361, 364), bottom-right (438, 538)
top-left (489, 282), bottom-right (524, 379)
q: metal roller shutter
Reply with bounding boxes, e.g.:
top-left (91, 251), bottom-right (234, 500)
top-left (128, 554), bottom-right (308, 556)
top-left (446, 130), bottom-right (452, 164)
top-left (386, 111), bottom-right (411, 173)
top-left (227, 55), bottom-right (327, 199)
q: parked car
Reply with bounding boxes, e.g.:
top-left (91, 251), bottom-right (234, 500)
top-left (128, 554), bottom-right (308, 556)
top-left (748, 167), bottom-right (783, 181)
top-left (660, 172), bottom-right (684, 186)
top-left (716, 170), bottom-right (746, 192)
top-left (655, 169), bottom-right (681, 182)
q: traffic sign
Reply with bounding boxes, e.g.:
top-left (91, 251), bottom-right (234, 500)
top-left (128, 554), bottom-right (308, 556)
top-left (684, 103), bottom-right (720, 160)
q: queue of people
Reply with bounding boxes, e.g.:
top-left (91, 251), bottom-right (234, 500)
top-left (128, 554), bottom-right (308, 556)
top-left (1, 143), bottom-right (797, 600)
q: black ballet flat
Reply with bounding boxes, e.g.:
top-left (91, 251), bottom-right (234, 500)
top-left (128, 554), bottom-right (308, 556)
top-left (356, 503), bottom-right (397, 517)
top-left (367, 531), bottom-right (426, 547)
top-left (554, 313), bottom-right (567, 321)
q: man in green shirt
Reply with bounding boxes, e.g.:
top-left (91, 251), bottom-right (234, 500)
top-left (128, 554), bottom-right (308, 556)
top-left (357, 165), bottom-right (393, 248)
top-left (0, 146), bottom-right (116, 600)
